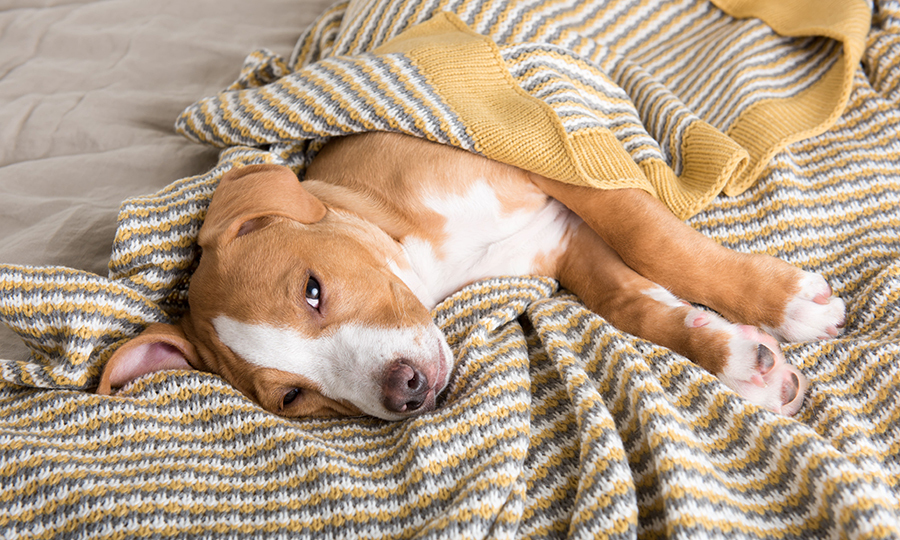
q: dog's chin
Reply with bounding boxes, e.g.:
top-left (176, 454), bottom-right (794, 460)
top-left (425, 330), bottom-right (455, 405)
top-left (433, 340), bottom-right (453, 398)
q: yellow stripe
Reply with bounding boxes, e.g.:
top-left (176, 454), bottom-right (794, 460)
top-left (627, 3), bottom-right (721, 67)
top-left (711, 0), bottom-right (870, 194)
top-left (576, 0), bottom-right (666, 45)
top-left (291, 1), bottom-right (348, 69)
top-left (3, 472), bottom-right (526, 537)
top-left (378, 55), bottom-right (469, 149)
top-left (375, 11), bottom-right (656, 195)
top-left (1, 417), bottom-right (528, 496)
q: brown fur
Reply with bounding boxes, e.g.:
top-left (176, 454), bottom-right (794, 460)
top-left (100, 133), bottom-right (842, 418)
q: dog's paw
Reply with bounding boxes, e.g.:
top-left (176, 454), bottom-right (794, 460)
top-left (690, 311), bottom-right (808, 415)
top-left (766, 271), bottom-right (846, 343)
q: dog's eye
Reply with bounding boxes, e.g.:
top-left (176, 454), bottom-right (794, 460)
top-left (283, 388), bottom-right (302, 408)
top-left (305, 276), bottom-right (321, 310)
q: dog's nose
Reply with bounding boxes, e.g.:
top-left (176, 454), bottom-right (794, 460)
top-left (382, 361), bottom-right (430, 414)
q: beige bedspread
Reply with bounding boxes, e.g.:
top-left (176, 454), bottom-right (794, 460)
top-left (0, 0), bottom-right (336, 356)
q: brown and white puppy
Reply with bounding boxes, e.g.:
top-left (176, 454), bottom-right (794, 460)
top-left (98, 132), bottom-right (846, 419)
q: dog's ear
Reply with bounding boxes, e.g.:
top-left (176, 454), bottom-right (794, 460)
top-left (199, 164), bottom-right (327, 248)
top-left (97, 323), bottom-right (199, 395)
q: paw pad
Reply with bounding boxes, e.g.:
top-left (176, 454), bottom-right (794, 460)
top-left (718, 325), bottom-right (809, 416)
top-left (756, 344), bottom-right (775, 376)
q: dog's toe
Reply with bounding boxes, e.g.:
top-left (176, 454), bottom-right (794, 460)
top-left (766, 271), bottom-right (846, 343)
top-left (715, 324), bottom-right (809, 416)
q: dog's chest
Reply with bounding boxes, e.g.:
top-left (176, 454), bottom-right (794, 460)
top-left (395, 179), bottom-right (578, 308)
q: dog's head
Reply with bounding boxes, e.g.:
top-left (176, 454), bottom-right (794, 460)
top-left (99, 164), bottom-right (452, 421)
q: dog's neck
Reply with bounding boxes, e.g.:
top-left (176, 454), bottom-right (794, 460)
top-left (301, 172), bottom-right (576, 312)
top-left (301, 132), bottom-right (577, 310)
top-left (301, 180), bottom-right (415, 242)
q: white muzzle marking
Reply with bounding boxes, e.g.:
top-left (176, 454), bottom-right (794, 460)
top-left (212, 315), bottom-right (451, 419)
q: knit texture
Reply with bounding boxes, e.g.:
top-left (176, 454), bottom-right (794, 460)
top-left (175, 0), bottom-right (866, 219)
top-left (2, 0), bottom-right (899, 538)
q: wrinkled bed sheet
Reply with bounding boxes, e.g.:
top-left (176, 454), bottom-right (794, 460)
top-left (0, 0), bottom-right (336, 357)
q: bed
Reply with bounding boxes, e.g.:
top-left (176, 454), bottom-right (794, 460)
top-left (1, 0), bottom-right (898, 538)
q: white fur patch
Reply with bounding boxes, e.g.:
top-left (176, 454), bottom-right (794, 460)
top-left (765, 271), bottom-right (846, 342)
top-left (643, 285), bottom-right (686, 310)
top-left (212, 315), bottom-right (451, 419)
top-left (403, 180), bottom-right (576, 307)
top-left (387, 258), bottom-right (439, 309)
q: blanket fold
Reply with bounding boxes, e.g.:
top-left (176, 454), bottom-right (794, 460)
top-left (175, 0), bottom-right (867, 219)
top-left (2, 0), bottom-right (899, 538)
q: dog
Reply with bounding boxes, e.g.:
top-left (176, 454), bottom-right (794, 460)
top-left (98, 132), bottom-right (846, 419)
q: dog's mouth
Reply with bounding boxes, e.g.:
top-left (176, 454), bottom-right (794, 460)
top-left (432, 345), bottom-right (452, 398)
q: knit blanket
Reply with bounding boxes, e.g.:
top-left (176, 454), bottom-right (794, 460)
top-left (2, 0), bottom-right (899, 538)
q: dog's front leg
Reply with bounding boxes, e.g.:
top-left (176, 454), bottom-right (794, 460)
top-left (557, 222), bottom-right (808, 415)
top-left (531, 176), bottom-right (845, 343)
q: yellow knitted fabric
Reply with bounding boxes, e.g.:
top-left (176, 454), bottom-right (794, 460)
top-left (376, 13), bottom-right (653, 196)
top-left (176, 0), bottom-right (869, 218)
top-left (712, 0), bottom-right (870, 194)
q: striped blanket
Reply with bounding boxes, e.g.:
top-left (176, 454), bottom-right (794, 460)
top-left (2, 0), bottom-right (899, 538)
